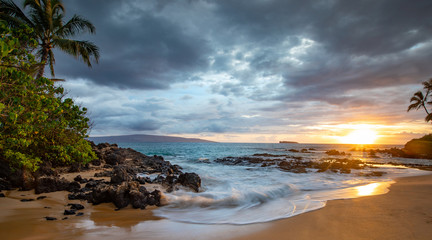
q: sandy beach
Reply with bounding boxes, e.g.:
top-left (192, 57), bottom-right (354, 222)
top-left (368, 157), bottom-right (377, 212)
top-left (0, 172), bottom-right (431, 240)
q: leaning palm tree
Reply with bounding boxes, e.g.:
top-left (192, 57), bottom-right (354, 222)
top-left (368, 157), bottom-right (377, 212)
top-left (408, 78), bottom-right (432, 122)
top-left (0, 0), bottom-right (99, 78)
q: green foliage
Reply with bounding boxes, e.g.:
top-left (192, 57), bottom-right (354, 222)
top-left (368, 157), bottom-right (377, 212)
top-left (0, 23), bottom-right (96, 172)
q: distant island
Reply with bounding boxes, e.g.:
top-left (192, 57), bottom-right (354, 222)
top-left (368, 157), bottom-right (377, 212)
top-left (88, 134), bottom-right (215, 143)
top-left (279, 141), bottom-right (299, 144)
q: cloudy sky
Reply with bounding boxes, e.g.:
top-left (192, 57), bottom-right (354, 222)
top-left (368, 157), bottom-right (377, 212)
top-left (41, 0), bottom-right (432, 143)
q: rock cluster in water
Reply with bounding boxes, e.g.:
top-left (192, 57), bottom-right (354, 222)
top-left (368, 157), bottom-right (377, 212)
top-left (215, 155), bottom-right (373, 174)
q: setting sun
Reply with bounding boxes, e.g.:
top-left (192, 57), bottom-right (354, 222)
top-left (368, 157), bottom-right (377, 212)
top-left (339, 129), bottom-right (378, 144)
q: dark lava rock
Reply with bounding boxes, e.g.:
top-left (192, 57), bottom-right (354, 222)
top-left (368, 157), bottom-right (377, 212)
top-left (178, 173), bottom-right (201, 192)
top-left (68, 203), bottom-right (85, 210)
top-left (94, 171), bottom-right (112, 178)
top-left (129, 190), bottom-right (147, 209)
top-left (0, 177), bottom-right (11, 191)
top-left (91, 159), bottom-right (102, 166)
top-left (0, 192), bottom-right (5, 197)
top-left (88, 184), bottom-right (113, 205)
top-left (68, 181), bottom-right (81, 192)
top-left (111, 182), bottom-right (130, 209)
top-left (110, 166), bottom-right (132, 184)
top-left (73, 175), bottom-right (83, 182)
top-left (35, 176), bottom-right (71, 194)
top-left (36, 196), bottom-right (47, 200)
top-left (64, 209), bottom-right (76, 215)
top-left (325, 150), bottom-right (347, 156)
top-left (62, 217), bottom-right (68, 220)
top-left (45, 217), bottom-right (57, 221)
top-left (68, 192), bottom-right (88, 200)
top-left (36, 162), bottom-right (58, 177)
top-left (20, 198), bottom-right (35, 202)
top-left (105, 152), bottom-right (126, 165)
top-left (76, 212), bottom-right (84, 216)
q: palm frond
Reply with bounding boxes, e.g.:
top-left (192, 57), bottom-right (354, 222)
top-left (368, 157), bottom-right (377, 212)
top-left (0, 0), bottom-right (34, 28)
top-left (422, 78), bottom-right (432, 90)
top-left (53, 38), bottom-right (100, 66)
top-left (407, 103), bottom-right (421, 112)
top-left (425, 113), bottom-right (432, 122)
top-left (57, 14), bottom-right (96, 37)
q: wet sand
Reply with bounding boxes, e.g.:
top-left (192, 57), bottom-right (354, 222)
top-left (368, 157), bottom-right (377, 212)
top-left (1, 174), bottom-right (432, 240)
top-left (234, 173), bottom-right (432, 240)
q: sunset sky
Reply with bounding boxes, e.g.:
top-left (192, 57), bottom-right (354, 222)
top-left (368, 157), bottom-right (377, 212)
top-left (42, 0), bottom-right (432, 144)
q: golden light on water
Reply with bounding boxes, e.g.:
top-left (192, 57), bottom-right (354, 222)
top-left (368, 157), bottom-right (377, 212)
top-left (356, 183), bottom-right (380, 196)
top-left (339, 128), bottom-right (378, 144)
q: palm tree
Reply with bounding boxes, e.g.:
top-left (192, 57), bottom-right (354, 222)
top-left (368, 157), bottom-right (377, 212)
top-left (0, 0), bottom-right (99, 78)
top-left (408, 78), bottom-right (432, 122)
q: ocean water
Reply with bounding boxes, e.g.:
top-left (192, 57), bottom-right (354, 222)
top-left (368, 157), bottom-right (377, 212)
top-left (114, 142), bottom-right (430, 225)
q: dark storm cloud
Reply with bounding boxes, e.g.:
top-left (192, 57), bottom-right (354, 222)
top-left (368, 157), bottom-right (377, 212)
top-left (210, 0), bottom-right (432, 105)
top-left (51, 0), bottom-right (432, 99)
top-left (52, 0), bottom-right (210, 89)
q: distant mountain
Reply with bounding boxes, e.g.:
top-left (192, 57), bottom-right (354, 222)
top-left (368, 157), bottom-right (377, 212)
top-left (88, 134), bottom-right (215, 143)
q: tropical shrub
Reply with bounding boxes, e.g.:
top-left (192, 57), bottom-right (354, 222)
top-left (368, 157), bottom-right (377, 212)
top-left (0, 23), bottom-right (96, 172)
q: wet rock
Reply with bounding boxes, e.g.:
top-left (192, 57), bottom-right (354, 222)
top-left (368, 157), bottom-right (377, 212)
top-left (129, 190), bottom-right (147, 209)
top-left (45, 217), bottom-right (57, 221)
top-left (76, 212), bottom-right (84, 216)
top-left (178, 173), bottom-right (201, 192)
top-left (64, 209), bottom-right (76, 215)
top-left (68, 203), bottom-right (85, 210)
top-left (325, 150), bottom-right (347, 156)
top-left (111, 182), bottom-right (130, 209)
top-left (147, 190), bottom-right (162, 206)
top-left (36, 196), bottom-right (47, 200)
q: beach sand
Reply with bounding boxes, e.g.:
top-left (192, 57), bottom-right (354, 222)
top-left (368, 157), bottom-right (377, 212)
top-left (1, 174), bottom-right (431, 240)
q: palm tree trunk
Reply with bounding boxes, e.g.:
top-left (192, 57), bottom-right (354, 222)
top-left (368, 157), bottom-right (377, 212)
top-left (423, 89), bottom-right (430, 115)
top-left (37, 48), bottom-right (48, 79)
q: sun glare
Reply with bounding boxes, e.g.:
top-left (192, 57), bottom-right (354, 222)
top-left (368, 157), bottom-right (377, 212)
top-left (340, 129), bottom-right (378, 144)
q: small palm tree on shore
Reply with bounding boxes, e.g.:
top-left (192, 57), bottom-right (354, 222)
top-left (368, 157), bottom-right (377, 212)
top-left (408, 78), bottom-right (432, 122)
top-left (0, 0), bottom-right (99, 78)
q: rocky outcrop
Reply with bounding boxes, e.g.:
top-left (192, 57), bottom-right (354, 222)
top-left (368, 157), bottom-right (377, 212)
top-left (0, 141), bottom-right (202, 211)
top-left (403, 134), bottom-right (432, 159)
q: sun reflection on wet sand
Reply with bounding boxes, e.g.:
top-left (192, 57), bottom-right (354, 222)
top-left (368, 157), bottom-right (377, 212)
top-left (355, 182), bottom-right (393, 197)
top-left (356, 183), bottom-right (380, 196)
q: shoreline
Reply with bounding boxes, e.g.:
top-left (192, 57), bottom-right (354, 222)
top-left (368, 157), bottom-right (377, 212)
top-left (233, 173), bottom-right (432, 240)
top-left (1, 173), bottom-right (432, 239)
